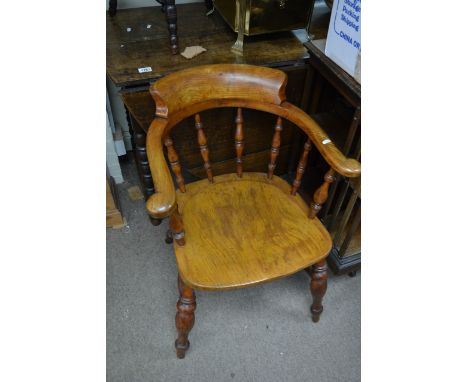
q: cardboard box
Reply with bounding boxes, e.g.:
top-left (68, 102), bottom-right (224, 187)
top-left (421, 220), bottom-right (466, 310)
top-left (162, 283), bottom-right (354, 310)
top-left (325, 0), bottom-right (361, 82)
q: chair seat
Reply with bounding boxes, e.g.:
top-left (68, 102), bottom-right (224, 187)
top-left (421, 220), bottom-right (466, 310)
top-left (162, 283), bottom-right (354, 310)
top-left (174, 173), bottom-right (333, 290)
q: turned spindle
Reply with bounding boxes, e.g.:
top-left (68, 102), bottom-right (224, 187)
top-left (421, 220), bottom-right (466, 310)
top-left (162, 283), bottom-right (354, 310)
top-left (195, 114), bottom-right (213, 182)
top-left (169, 208), bottom-right (185, 246)
top-left (291, 139), bottom-right (312, 195)
top-left (309, 168), bottom-right (335, 219)
top-left (267, 117), bottom-right (282, 179)
top-left (234, 108), bottom-right (244, 178)
top-left (165, 136), bottom-right (186, 193)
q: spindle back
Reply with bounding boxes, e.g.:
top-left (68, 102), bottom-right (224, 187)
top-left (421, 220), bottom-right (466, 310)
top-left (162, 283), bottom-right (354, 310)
top-left (146, 64), bottom-right (360, 220)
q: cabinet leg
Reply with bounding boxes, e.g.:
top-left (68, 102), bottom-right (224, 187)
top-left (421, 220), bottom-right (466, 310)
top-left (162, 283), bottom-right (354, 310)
top-left (165, 0), bottom-right (178, 54)
top-left (109, 0), bottom-right (117, 16)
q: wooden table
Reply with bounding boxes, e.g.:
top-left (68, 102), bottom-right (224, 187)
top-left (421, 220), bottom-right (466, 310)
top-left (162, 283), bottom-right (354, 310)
top-left (107, 3), bottom-right (312, 225)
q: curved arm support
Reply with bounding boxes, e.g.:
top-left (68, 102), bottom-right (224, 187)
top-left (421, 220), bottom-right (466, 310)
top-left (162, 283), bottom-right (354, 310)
top-left (281, 102), bottom-right (361, 178)
top-left (145, 118), bottom-right (177, 219)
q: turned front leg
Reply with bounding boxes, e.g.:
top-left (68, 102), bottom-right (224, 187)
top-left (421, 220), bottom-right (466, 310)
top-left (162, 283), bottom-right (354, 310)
top-left (175, 276), bottom-right (196, 359)
top-left (310, 259), bottom-right (328, 323)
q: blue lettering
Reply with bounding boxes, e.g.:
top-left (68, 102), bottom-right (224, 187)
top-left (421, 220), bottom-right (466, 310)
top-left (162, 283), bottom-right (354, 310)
top-left (339, 31), bottom-right (353, 45)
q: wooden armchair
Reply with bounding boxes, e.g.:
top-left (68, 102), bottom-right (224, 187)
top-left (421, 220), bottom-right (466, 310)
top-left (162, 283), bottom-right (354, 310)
top-left (145, 64), bottom-right (361, 358)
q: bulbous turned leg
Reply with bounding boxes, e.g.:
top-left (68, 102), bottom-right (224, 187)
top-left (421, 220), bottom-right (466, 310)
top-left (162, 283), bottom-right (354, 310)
top-left (310, 259), bottom-right (328, 323)
top-left (175, 276), bottom-right (196, 359)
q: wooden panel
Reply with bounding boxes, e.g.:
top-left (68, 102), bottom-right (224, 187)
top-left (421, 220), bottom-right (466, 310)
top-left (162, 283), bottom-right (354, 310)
top-left (174, 173), bottom-right (332, 290)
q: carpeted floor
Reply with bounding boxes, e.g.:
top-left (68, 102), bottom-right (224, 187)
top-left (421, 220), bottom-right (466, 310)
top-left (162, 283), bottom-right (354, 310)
top-left (107, 157), bottom-right (360, 382)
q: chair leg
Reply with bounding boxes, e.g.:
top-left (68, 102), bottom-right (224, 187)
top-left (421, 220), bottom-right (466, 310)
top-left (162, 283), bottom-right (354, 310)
top-left (165, 229), bottom-right (173, 244)
top-left (175, 276), bottom-right (196, 359)
top-left (310, 259), bottom-right (328, 323)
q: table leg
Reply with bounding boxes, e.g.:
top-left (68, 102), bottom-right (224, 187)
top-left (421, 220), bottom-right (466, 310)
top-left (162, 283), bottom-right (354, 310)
top-left (109, 0), bottom-right (117, 16)
top-left (126, 109), bottom-right (162, 226)
top-left (165, 0), bottom-right (179, 55)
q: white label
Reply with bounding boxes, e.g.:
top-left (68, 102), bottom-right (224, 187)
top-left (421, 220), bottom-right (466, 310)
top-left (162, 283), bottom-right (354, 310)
top-left (322, 139), bottom-right (331, 145)
top-left (126, 27), bottom-right (132, 32)
top-left (138, 67), bottom-right (152, 73)
top-left (146, 24), bottom-right (152, 29)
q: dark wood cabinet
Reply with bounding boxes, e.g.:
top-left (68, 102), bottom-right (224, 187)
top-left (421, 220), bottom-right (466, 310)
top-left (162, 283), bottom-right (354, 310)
top-left (301, 39), bottom-right (361, 275)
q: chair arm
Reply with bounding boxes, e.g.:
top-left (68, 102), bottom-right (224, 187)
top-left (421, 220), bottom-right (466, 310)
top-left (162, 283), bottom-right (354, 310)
top-left (282, 102), bottom-right (361, 178)
top-left (145, 118), bottom-right (177, 219)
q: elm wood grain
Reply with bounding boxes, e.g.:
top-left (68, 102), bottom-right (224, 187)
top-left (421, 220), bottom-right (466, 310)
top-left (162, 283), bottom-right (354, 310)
top-left (234, 108), bottom-right (245, 177)
top-left (175, 276), bottom-right (196, 359)
top-left (151, 65), bottom-right (288, 119)
top-left (267, 117), bottom-right (282, 179)
top-left (194, 114), bottom-right (213, 182)
top-left (174, 173), bottom-right (332, 290)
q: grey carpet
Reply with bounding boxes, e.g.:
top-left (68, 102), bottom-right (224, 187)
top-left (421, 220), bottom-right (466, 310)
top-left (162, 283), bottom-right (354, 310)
top-left (107, 157), bottom-right (360, 382)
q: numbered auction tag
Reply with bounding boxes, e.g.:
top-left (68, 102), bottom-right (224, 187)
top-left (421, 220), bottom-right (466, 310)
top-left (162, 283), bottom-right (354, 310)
top-left (138, 67), bottom-right (152, 73)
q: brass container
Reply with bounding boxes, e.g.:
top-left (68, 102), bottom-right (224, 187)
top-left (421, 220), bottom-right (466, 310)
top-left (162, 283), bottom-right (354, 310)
top-left (215, 0), bottom-right (312, 35)
top-left (214, 0), bottom-right (314, 53)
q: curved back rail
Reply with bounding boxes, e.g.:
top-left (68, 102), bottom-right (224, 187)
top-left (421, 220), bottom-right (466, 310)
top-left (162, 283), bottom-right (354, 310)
top-left (146, 64), bottom-right (361, 220)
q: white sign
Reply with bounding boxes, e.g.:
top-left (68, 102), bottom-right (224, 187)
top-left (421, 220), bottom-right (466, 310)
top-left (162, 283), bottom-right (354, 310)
top-left (325, 0), bottom-right (361, 80)
top-left (138, 67), bottom-right (152, 74)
